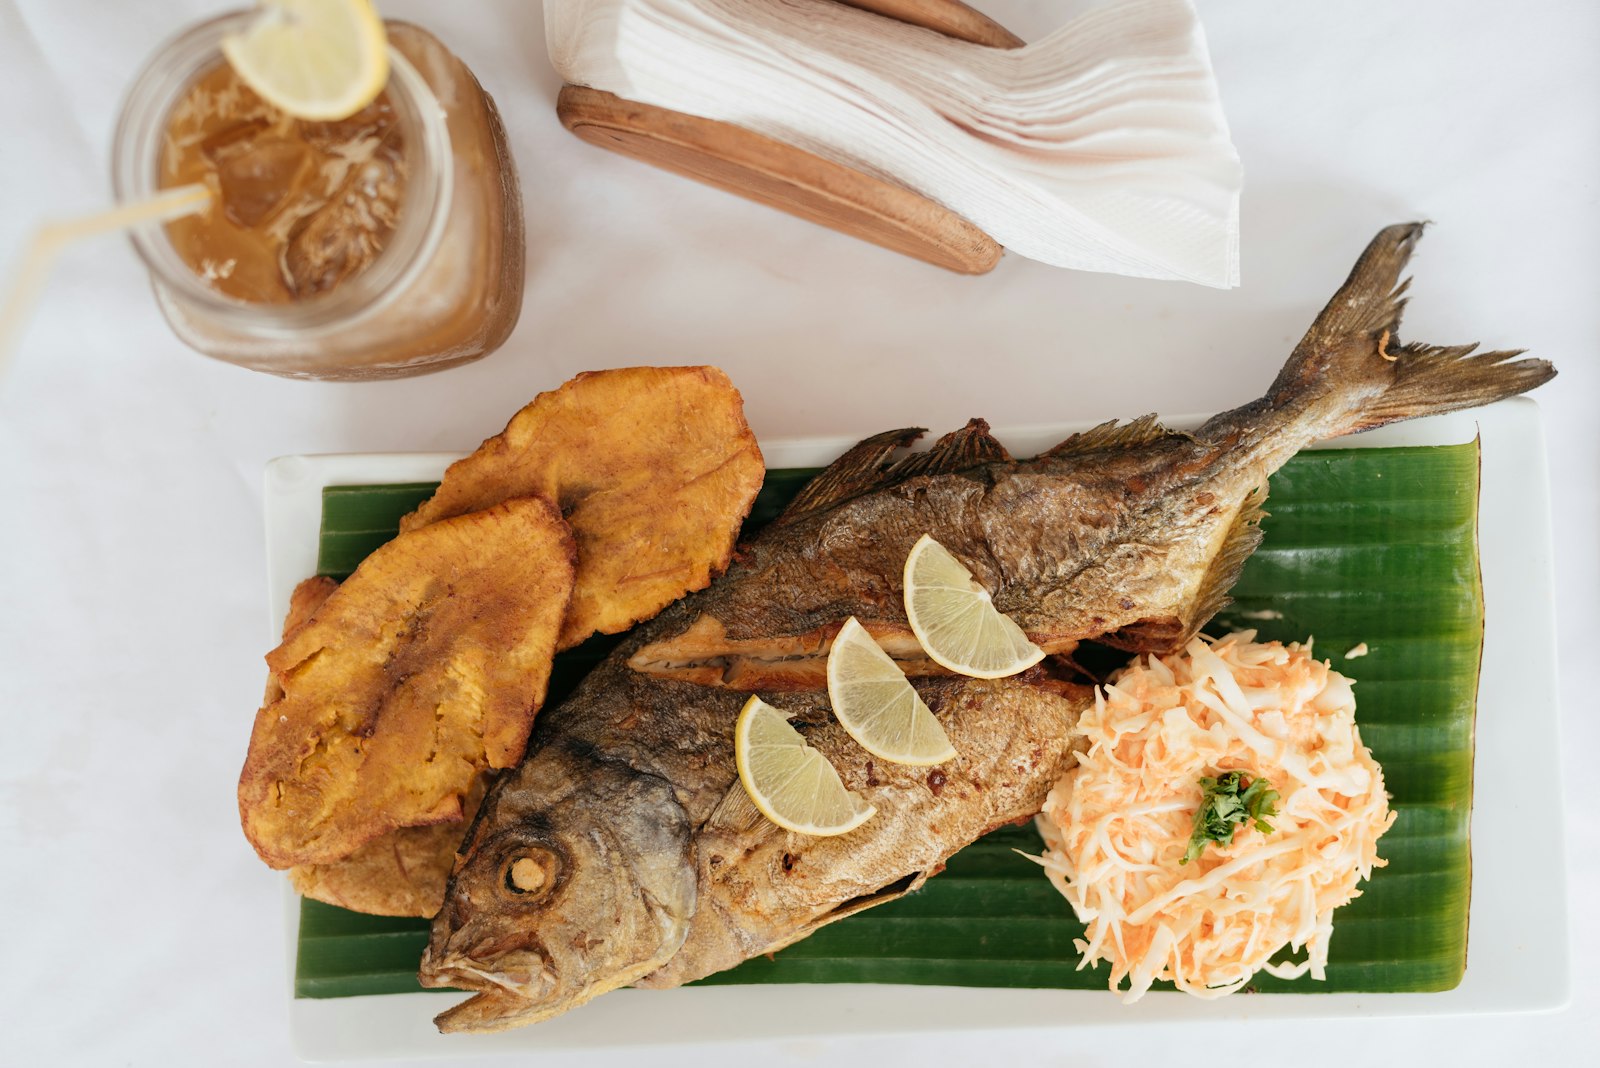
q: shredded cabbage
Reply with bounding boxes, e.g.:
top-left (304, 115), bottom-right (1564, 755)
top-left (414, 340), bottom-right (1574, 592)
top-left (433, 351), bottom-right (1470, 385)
top-left (1035, 631), bottom-right (1395, 1002)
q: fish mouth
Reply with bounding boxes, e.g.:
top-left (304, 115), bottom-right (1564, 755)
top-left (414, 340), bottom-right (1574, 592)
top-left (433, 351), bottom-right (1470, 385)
top-left (420, 946), bottom-right (586, 1035)
top-left (418, 945), bottom-right (558, 1005)
top-left (431, 986), bottom-right (565, 1035)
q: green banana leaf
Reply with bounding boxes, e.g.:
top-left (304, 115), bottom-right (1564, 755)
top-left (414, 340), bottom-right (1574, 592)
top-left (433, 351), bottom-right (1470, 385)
top-left (295, 442), bottom-right (1479, 999)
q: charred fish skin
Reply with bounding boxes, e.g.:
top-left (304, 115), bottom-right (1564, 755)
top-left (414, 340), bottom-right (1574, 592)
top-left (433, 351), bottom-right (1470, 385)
top-left (629, 426), bottom-right (1250, 679)
top-left (637, 671), bottom-right (1092, 989)
top-left (421, 736), bottom-right (696, 1033)
top-left (420, 224), bottom-right (1555, 1032)
top-left (422, 602), bottom-right (1093, 1031)
top-left (632, 224), bottom-right (1555, 677)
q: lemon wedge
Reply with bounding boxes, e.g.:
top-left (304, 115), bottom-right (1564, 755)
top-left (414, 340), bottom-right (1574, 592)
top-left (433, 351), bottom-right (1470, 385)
top-left (903, 534), bottom-right (1045, 679)
top-left (222, 0), bottom-right (390, 121)
top-left (735, 695), bottom-right (876, 836)
top-left (827, 617), bottom-right (957, 766)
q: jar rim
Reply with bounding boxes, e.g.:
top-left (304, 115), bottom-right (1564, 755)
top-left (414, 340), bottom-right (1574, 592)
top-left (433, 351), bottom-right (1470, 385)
top-left (110, 12), bottom-right (454, 337)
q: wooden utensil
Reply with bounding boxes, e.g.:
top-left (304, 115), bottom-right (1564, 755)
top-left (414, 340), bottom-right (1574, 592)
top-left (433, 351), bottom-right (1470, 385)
top-left (555, 0), bottom-right (1023, 274)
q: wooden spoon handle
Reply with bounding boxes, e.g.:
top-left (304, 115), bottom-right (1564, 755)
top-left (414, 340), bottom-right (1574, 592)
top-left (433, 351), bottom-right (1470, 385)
top-left (555, 0), bottom-right (1023, 274)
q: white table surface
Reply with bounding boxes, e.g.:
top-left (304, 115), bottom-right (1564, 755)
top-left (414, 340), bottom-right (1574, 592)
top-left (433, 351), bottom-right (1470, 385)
top-left (0, 1), bottom-right (1593, 1065)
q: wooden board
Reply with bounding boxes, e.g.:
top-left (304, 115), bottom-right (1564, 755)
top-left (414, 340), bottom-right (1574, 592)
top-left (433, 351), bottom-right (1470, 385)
top-left (835, 0), bottom-right (1023, 48)
top-left (555, 0), bottom-right (1021, 275)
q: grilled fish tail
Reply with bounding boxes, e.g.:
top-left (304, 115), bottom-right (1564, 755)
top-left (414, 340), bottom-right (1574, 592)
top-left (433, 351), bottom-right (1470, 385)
top-left (1205, 223), bottom-right (1555, 444)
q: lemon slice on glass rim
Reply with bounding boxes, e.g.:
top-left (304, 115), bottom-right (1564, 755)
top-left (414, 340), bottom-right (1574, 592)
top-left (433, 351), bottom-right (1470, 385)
top-left (903, 534), bottom-right (1045, 679)
top-left (222, 0), bottom-right (390, 121)
top-left (827, 617), bottom-right (956, 766)
top-left (734, 696), bottom-right (876, 837)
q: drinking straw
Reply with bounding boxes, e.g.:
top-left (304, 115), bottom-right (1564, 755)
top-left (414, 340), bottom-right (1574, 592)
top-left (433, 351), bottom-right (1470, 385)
top-left (0, 183), bottom-right (212, 379)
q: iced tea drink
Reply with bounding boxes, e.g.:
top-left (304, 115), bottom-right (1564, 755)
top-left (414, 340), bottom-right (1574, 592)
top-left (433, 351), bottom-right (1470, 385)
top-left (160, 69), bottom-right (411, 305)
top-left (113, 16), bottom-right (524, 379)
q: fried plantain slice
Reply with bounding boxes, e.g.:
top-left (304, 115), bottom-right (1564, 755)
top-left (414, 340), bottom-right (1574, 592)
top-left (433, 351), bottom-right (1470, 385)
top-left (262, 575), bottom-right (340, 707)
top-left (261, 576), bottom-right (479, 916)
top-left (240, 497), bottom-right (576, 869)
top-left (289, 772), bottom-right (491, 917)
top-left (400, 366), bottom-right (765, 649)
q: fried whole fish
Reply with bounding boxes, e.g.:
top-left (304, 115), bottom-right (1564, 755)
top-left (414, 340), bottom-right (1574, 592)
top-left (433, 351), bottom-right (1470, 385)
top-left (418, 225), bottom-right (1553, 1032)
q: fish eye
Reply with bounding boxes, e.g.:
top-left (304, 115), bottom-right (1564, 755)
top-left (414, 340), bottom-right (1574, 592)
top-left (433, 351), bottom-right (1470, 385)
top-left (502, 845), bottom-right (562, 899)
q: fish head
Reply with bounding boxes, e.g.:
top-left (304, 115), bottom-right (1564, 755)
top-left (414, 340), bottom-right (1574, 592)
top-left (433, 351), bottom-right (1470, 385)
top-left (419, 743), bottom-right (697, 1033)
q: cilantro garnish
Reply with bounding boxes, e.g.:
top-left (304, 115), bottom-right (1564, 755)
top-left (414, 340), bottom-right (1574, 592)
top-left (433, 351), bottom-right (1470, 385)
top-left (1182, 770), bottom-right (1279, 864)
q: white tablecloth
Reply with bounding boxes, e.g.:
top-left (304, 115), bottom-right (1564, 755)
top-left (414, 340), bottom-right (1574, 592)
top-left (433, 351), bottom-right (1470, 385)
top-left (1, 1), bottom-right (1593, 1064)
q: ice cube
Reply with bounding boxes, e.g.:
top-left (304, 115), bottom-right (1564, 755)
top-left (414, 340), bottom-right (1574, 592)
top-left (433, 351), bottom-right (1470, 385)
top-left (281, 148), bottom-right (403, 297)
top-left (215, 138), bottom-right (313, 229)
top-left (298, 97), bottom-right (397, 153)
top-left (199, 117), bottom-right (271, 163)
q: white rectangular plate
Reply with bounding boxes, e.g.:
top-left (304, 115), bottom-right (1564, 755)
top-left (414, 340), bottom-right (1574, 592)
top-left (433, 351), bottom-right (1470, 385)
top-left (262, 399), bottom-right (1569, 1061)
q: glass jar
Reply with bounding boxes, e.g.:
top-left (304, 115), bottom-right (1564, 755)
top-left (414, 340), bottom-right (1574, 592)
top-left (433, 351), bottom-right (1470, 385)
top-left (112, 15), bottom-right (525, 380)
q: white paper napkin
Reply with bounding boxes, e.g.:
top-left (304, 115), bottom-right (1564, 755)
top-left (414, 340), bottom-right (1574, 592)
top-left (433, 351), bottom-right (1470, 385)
top-left (547, 0), bottom-right (1241, 286)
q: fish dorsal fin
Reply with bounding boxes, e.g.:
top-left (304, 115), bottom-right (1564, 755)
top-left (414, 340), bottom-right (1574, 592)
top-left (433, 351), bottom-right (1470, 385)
top-left (702, 778), bottom-right (766, 835)
top-left (885, 419), bottom-right (1011, 480)
top-left (1043, 414), bottom-right (1177, 457)
top-left (773, 427), bottom-right (924, 525)
top-left (1186, 483), bottom-right (1269, 635)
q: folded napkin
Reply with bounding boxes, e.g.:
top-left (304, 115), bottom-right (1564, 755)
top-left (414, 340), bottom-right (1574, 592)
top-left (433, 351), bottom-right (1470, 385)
top-left (547, 0), bottom-right (1241, 286)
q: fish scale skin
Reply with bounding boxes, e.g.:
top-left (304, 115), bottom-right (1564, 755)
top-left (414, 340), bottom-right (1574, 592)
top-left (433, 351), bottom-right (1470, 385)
top-left (638, 672), bottom-right (1090, 988)
top-left (672, 438), bottom-right (1252, 660)
top-left (422, 585), bottom-right (1092, 1032)
top-left (420, 224), bottom-right (1555, 1032)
